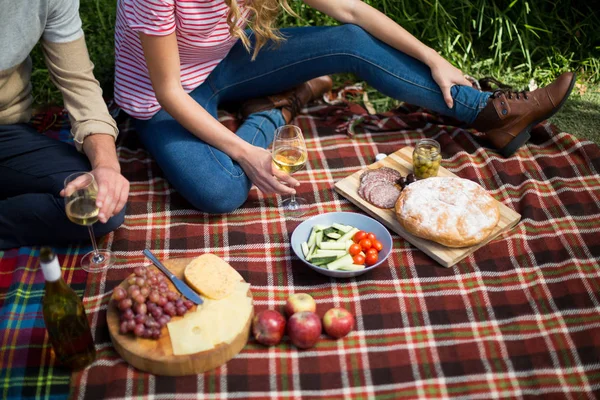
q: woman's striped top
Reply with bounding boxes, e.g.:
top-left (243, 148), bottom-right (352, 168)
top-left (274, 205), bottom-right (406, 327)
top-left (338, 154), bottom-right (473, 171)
top-left (114, 0), bottom-right (249, 119)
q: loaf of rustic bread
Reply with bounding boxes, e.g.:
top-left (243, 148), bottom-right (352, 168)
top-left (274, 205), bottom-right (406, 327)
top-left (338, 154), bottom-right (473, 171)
top-left (395, 177), bottom-right (500, 248)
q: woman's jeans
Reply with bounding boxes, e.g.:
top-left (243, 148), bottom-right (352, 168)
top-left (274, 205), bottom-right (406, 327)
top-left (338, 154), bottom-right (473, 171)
top-left (135, 25), bottom-right (491, 213)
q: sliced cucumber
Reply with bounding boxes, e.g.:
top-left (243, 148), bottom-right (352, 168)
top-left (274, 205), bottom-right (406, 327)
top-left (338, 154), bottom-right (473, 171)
top-left (327, 253), bottom-right (355, 270)
top-left (306, 243), bottom-right (317, 261)
top-left (336, 227), bottom-right (359, 243)
top-left (307, 228), bottom-right (318, 249)
top-left (300, 223), bottom-right (373, 272)
top-left (301, 242), bottom-right (310, 258)
top-left (332, 223), bottom-right (353, 233)
top-left (310, 256), bottom-right (338, 266)
top-left (339, 264), bottom-right (366, 271)
top-left (316, 230), bottom-right (324, 248)
top-left (315, 249), bottom-right (347, 257)
top-left (319, 241), bottom-right (348, 250)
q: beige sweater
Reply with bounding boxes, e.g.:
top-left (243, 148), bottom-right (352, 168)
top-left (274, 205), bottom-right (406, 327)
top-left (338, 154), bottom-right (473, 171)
top-left (0, 0), bottom-right (117, 152)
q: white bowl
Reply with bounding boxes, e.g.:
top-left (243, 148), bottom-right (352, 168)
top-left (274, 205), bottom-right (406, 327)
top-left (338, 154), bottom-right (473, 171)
top-left (290, 212), bottom-right (393, 278)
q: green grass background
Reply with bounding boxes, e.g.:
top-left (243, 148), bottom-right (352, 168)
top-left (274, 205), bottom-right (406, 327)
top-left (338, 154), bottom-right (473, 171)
top-left (31, 0), bottom-right (600, 144)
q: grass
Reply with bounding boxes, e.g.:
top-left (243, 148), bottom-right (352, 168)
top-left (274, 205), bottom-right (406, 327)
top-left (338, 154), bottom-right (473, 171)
top-left (30, 0), bottom-right (600, 144)
top-left (549, 91), bottom-right (600, 144)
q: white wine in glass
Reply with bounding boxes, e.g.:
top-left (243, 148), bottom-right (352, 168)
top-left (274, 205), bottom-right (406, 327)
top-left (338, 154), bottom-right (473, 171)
top-left (272, 125), bottom-right (308, 218)
top-left (64, 172), bottom-right (115, 272)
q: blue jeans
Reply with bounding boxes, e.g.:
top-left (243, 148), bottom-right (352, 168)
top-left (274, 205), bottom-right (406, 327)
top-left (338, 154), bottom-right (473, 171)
top-left (0, 124), bottom-right (125, 249)
top-left (135, 25), bottom-right (491, 213)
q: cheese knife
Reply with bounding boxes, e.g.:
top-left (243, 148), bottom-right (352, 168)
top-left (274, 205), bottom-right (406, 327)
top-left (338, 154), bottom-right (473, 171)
top-left (142, 249), bottom-right (203, 305)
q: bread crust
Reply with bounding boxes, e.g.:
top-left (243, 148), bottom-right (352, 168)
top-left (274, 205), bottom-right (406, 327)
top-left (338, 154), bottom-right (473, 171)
top-left (395, 177), bottom-right (500, 248)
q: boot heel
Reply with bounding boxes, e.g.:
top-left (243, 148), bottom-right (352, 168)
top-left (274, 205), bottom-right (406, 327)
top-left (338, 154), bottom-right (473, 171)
top-left (500, 129), bottom-right (531, 157)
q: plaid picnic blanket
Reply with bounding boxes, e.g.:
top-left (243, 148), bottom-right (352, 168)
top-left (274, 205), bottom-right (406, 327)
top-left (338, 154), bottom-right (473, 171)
top-left (1, 99), bottom-right (599, 400)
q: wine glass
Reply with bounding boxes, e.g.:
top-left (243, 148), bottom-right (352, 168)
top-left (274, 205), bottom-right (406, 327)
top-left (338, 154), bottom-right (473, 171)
top-left (63, 172), bottom-right (115, 272)
top-left (272, 125), bottom-right (309, 218)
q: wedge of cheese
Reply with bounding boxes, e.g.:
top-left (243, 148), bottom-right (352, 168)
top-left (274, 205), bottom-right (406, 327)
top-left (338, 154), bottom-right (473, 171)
top-left (183, 254), bottom-right (243, 299)
top-left (168, 281), bottom-right (252, 356)
top-left (167, 315), bottom-right (214, 355)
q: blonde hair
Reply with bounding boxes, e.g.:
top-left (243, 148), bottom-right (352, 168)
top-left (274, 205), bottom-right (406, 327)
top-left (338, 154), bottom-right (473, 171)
top-left (224, 0), bottom-right (295, 60)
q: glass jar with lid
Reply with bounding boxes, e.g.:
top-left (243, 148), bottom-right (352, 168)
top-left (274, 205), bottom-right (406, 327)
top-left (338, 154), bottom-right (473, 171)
top-left (412, 139), bottom-right (442, 179)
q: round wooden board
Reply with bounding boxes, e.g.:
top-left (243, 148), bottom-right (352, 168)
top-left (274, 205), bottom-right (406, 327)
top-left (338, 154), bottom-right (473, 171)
top-left (107, 257), bottom-right (253, 376)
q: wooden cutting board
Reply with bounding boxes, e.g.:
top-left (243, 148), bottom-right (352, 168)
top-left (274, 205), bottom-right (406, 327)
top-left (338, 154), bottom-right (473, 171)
top-left (334, 147), bottom-right (521, 267)
top-left (107, 257), bottom-right (253, 376)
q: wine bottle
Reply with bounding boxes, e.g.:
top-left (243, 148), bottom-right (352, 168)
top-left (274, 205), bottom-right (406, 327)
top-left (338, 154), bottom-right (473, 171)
top-left (40, 247), bottom-right (96, 369)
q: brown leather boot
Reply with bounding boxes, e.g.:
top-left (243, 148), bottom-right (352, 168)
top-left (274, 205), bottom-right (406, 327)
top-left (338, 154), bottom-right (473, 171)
top-left (471, 72), bottom-right (576, 157)
top-left (241, 76), bottom-right (333, 123)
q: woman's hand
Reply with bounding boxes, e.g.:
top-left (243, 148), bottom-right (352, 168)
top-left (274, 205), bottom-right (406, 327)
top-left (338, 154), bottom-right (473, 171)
top-left (236, 145), bottom-right (299, 195)
top-left (428, 56), bottom-right (473, 109)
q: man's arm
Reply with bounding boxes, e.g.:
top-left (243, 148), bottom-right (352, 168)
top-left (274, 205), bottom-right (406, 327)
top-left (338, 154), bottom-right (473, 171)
top-left (42, 0), bottom-right (128, 223)
top-left (302, 0), bottom-right (472, 108)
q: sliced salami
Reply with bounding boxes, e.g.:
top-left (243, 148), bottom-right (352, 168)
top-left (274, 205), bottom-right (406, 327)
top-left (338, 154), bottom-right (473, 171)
top-left (359, 178), bottom-right (381, 201)
top-left (360, 167), bottom-right (400, 184)
top-left (369, 184), bottom-right (401, 209)
top-left (364, 181), bottom-right (391, 203)
top-left (358, 167), bottom-right (404, 208)
top-left (360, 169), bottom-right (380, 183)
top-left (376, 167), bottom-right (401, 183)
top-left (359, 172), bottom-right (386, 199)
top-left (358, 181), bottom-right (368, 200)
top-left (360, 174), bottom-right (385, 195)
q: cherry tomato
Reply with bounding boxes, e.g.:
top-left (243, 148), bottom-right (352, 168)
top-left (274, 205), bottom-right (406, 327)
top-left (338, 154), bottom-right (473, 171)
top-left (367, 232), bottom-right (377, 242)
top-left (359, 238), bottom-right (372, 251)
top-left (366, 248), bottom-right (378, 256)
top-left (372, 240), bottom-right (383, 252)
top-left (353, 254), bottom-right (366, 265)
top-left (353, 230), bottom-right (367, 243)
top-left (365, 253), bottom-right (378, 266)
top-left (348, 243), bottom-right (362, 256)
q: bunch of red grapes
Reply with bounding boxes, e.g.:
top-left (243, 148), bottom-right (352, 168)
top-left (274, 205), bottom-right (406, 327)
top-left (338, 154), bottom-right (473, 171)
top-left (112, 266), bottom-right (194, 339)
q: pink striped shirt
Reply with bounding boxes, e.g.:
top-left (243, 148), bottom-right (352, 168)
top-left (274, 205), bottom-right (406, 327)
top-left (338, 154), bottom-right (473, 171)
top-left (114, 0), bottom-right (250, 119)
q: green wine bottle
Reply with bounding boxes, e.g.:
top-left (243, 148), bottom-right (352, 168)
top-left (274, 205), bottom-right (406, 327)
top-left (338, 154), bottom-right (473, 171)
top-left (40, 247), bottom-right (96, 369)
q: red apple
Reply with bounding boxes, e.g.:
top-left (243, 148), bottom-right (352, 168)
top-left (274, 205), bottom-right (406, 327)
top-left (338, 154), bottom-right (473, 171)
top-left (252, 310), bottom-right (286, 346)
top-left (284, 293), bottom-right (316, 317)
top-left (322, 308), bottom-right (354, 339)
top-left (287, 311), bottom-right (322, 349)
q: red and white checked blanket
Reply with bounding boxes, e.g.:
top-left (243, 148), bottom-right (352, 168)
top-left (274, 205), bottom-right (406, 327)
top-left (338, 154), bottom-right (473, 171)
top-left (1, 101), bottom-right (599, 399)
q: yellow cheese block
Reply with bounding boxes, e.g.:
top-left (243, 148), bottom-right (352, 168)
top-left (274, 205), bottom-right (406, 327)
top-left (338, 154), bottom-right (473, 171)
top-left (167, 281), bottom-right (252, 355)
top-left (183, 254), bottom-right (243, 300)
top-left (167, 315), bottom-right (214, 356)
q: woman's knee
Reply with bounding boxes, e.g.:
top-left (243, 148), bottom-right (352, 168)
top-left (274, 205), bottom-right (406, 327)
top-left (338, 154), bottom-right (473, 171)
top-left (334, 24), bottom-right (372, 48)
top-left (182, 178), bottom-right (251, 214)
